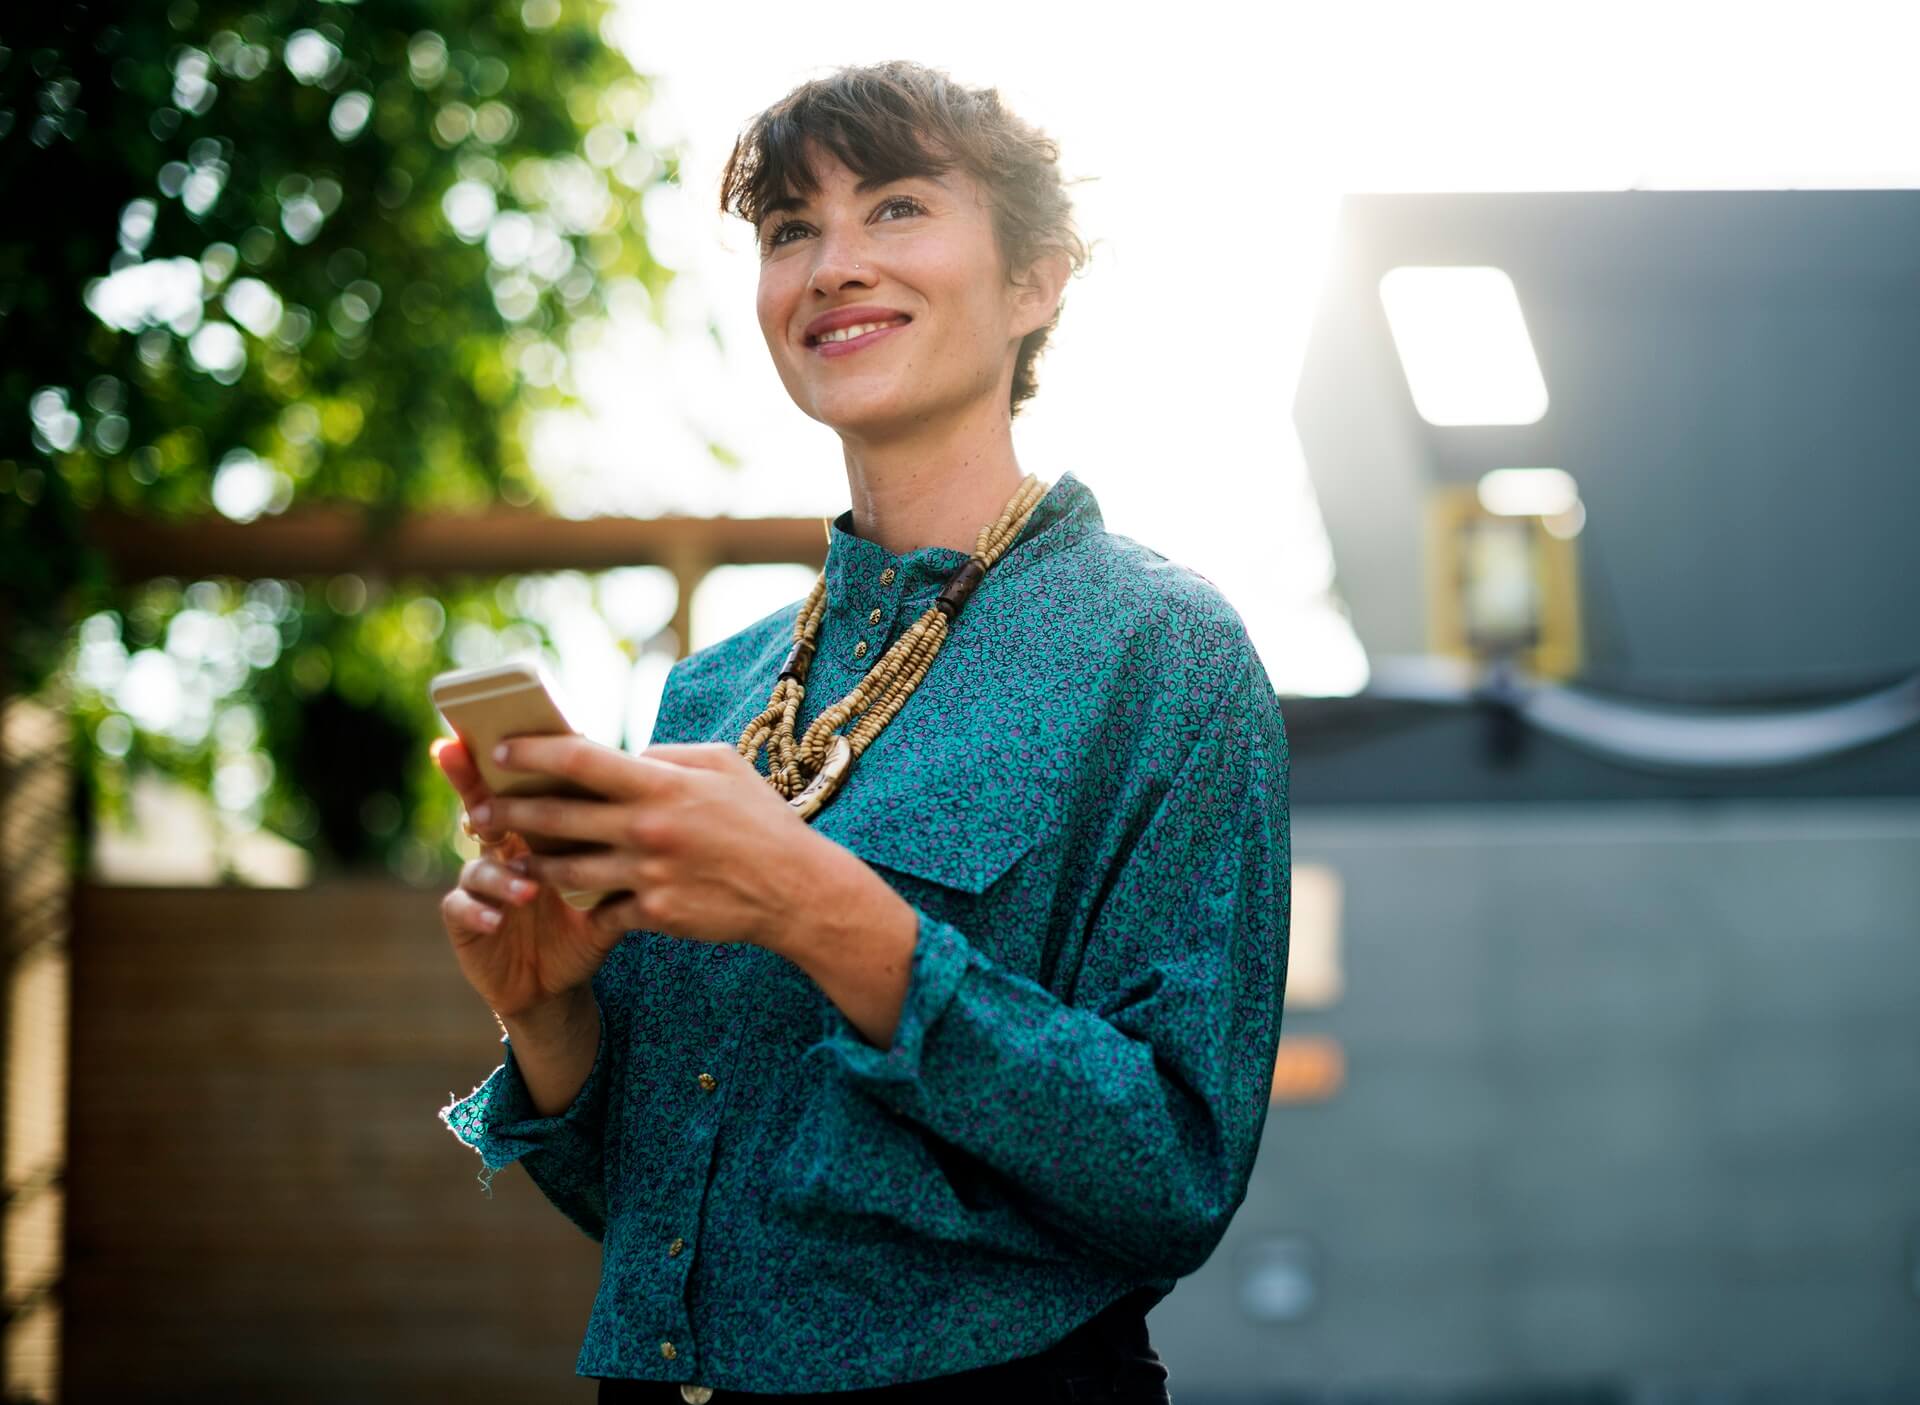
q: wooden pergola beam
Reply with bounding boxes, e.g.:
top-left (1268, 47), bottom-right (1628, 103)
top-left (81, 507), bottom-right (831, 581)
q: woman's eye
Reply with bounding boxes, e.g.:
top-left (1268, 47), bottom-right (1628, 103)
top-left (764, 196), bottom-right (924, 251)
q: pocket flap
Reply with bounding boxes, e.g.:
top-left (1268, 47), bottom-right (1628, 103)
top-left (828, 789), bottom-right (1043, 895)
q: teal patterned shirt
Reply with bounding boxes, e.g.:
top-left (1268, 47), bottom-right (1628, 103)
top-left (438, 470), bottom-right (1291, 1393)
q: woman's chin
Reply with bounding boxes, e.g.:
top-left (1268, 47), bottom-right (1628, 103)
top-left (809, 391), bottom-right (917, 437)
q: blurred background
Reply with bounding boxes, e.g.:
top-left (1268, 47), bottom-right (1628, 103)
top-left (2, 0), bottom-right (1917, 1400)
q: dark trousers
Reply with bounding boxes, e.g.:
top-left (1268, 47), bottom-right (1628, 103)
top-left (595, 1287), bottom-right (1172, 1404)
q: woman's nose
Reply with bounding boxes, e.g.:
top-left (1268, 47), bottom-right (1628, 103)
top-left (807, 240), bottom-right (875, 296)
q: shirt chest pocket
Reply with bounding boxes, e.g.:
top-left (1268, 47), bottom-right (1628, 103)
top-left (815, 774), bottom-right (1047, 939)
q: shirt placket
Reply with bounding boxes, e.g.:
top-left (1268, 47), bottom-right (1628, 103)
top-left (851, 563), bottom-right (900, 670)
top-left (799, 561), bottom-right (902, 736)
top-left (653, 953), bottom-right (754, 1390)
top-left (656, 563), bottom-right (905, 1387)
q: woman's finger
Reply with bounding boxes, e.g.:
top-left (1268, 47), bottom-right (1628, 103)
top-left (433, 739), bottom-right (518, 844)
top-left (483, 793), bottom-right (628, 847)
top-left (517, 846), bottom-right (631, 895)
top-left (495, 733), bottom-right (658, 803)
top-left (460, 856), bottom-right (540, 908)
top-left (443, 886), bottom-right (507, 934)
top-left (432, 737), bottom-right (480, 792)
top-left (436, 737), bottom-right (502, 813)
top-left (455, 801), bottom-right (515, 848)
top-left (463, 810), bottom-right (520, 848)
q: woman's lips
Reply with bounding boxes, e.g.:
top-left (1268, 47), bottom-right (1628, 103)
top-left (810, 319), bottom-right (910, 359)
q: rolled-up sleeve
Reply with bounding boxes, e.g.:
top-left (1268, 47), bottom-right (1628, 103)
top-left (438, 993), bottom-right (615, 1243)
top-left (810, 639), bottom-right (1291, 1280)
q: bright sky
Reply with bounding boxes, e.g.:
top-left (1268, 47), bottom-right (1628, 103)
top-left (89, 0), bottom-right (1920, 879)
top-left (533, 0), bottom-right (1920, 718)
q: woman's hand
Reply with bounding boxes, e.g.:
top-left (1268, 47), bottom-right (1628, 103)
top-left (432, 736), bottom-right (629, 1021)
top-left (477, 735), bottom-right (837, 953)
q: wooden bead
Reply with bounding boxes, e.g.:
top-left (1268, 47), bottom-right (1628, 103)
top-left (737, 475), bottom-right (1047, 817)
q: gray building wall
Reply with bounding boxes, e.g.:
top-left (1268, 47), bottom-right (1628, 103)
top-left (1151, 800), bottom-right (1920, 1400)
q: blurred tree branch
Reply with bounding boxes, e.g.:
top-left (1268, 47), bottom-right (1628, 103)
top-left (0, 0), bottom-right (696, 878)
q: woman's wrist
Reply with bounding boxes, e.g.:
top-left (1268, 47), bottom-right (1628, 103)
top-left (758, 831), bottom-right (883, 963)
top-left (762, 833), bottom-right (920, 1048)
top-left (497, 982), bottom-right (597, 1043)
top-left (496, 985), bottom-right (601, 1118)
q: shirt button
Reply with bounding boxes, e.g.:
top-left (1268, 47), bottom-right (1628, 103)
top-left (868, 607), bottom-right (882, 626)
top-left (681, 1387), bottom-right (715, 1404)
top-left (669, 1236), bottom-right (686, 1256)
top-left (660, 1340), bottom-right (678, 1360)
top-left (696, 1071), bottom-right (717, 1092)
top-left (854, 640), bottom-right (868, 658)
top-left (879, 567), bottom-right (895, 585)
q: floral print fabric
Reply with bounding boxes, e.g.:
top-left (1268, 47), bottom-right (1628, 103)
top-left (438, 469), bottom-right (1291, 1392)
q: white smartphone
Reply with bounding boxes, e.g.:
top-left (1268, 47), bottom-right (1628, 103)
top-left (429, 657), bottom-right (619, 912)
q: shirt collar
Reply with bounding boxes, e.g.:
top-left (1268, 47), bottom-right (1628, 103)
top-left (822, 469), bottom-right (1104, 604)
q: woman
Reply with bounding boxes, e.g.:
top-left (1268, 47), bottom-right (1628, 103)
top-left (435, 60), bottom-right (1290, 1404)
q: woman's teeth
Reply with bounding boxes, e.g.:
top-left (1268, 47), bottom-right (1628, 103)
top-left (816, 318), bottom-right (908, 345)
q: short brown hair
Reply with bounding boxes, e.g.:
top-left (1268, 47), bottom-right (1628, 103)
top-left (718, 59), bottom-right (1093, 419)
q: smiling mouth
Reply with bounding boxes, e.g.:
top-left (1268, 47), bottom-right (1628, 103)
top-left (807, 316), bottom-right (912, 348)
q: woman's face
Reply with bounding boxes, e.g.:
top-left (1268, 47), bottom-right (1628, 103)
top-left (754, 141), bottom-right (1048, 441)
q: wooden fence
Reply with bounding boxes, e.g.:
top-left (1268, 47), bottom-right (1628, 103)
top-left (63, 880), bottom-right (602, 1402)
top-left (3, 509), bottom-right (827, 1401)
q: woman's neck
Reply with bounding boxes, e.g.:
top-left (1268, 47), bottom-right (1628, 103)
top-left (839, 399), bottom-right (1028, 558)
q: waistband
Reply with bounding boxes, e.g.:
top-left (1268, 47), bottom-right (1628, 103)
top-left (596, 1285), bottom-right (1168, 1404)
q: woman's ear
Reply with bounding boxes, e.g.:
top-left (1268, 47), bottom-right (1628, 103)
top-left (1010, 248), bottom-right (1073, 338)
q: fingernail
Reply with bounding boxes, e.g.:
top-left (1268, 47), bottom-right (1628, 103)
top-left (480, 908), bottom-right (501, 927)
top-left (471, 803), bottom-right (491, 824)
top-left (506, 856), bottom-right (529, 874)
top-left (493, 743), bottom-right (510, 763)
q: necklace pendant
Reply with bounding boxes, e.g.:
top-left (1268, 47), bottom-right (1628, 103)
top-left (788, 735), bottom-right (852, 821)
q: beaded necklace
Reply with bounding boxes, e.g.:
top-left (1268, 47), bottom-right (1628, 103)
top-left (737, 473), bottom-right (1049, 820)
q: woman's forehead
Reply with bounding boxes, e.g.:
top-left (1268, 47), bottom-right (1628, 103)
top-left (791, 164), bottom-right (948, 199)
top-left (785, 132), bottom-right (960, 192)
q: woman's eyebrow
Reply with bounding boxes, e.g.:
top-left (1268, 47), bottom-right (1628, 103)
top-left (761, 173), bottom-right (946, 223)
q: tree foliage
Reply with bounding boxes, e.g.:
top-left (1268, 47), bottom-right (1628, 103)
top-left (0, 0), bottom-right (688, 878)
